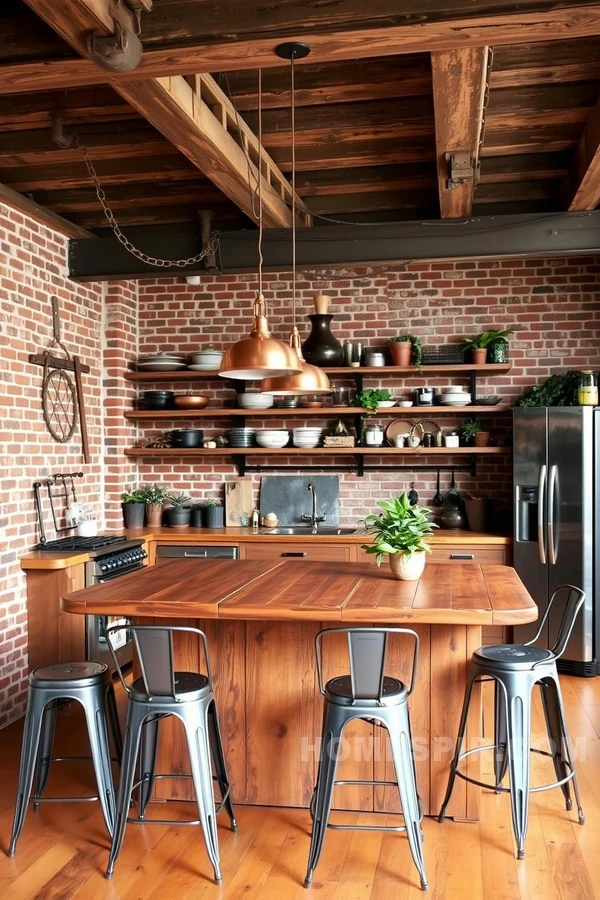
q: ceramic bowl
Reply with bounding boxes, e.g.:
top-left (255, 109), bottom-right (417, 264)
top-left (256, 430), bottom-right (290, 449)
top-left (396, 400), bottom-right (414, 408)
top-left (376, 400), bottom-right (396, 409)
top-left (174, 394), bottom-right (210, 409)
top-left (238, 393), bottom-right (274, 409)
top-left (191, 348), bottom-right (223, 367)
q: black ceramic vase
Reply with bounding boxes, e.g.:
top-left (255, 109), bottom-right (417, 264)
top-left (301, 314), bottom-right (344, 366)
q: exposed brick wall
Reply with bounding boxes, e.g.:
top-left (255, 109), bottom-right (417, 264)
top-left (135, 257), bottom-right (600, 524)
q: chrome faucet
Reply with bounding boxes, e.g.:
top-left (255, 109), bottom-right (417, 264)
top-left (301, 483), bottom-right (326, 529)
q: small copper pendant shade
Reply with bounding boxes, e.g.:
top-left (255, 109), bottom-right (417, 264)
top-left (262, 327), bottom-right (330, 395)
top-left (219, 293), bottom-right (301, 380)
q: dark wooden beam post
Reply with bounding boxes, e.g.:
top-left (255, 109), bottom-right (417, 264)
top-left (564, 92), bottom-right (600, 210)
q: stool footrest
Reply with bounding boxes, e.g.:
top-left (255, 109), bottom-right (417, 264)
top-left (453, 743), bottom-right (577, 794)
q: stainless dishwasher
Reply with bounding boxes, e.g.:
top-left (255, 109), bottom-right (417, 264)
top-left (155, 545), bottom-right (239, 564)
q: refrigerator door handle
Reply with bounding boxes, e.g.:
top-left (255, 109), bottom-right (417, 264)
top-left (547, 464), bottom-right (558, 565)
top-left (537, 464), bottom-right (547, 564)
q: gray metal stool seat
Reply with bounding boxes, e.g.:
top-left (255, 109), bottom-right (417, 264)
top-left (305, 627), bottom-right (428, 891)
top-left (438, 584), bottom-right (586, 859)
top-left (105, 625), bottom-right (236, 884)
top-left (8, 660), bottom-right (122, 856)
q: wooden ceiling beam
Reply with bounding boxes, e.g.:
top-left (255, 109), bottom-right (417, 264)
top-left (431, 47), bottom-right (489, 218)
top-left (0, 181), bottom-right (94, 238)
top-left (5, 6), bottom-right (600, 96)
top-left (21, 1), bottom-right (307, 228)
top-left (563, 93), bottom-right (600, 210)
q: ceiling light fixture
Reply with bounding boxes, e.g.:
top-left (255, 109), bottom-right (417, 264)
top-left (262, 42), bottom-right (331, 397)
top-left (219, 69), bottom-right (302, 381)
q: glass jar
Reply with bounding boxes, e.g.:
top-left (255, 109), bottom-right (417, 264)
top-left (364, 424), bottom-right (384, 446)
top-left (444, 431), bottom-right (460, 448)
top-left (578, 370), bottom-right (598, 406)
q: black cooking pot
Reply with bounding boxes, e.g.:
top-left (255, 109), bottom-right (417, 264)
top-left (142, 390), bottom-right (174, 410)
top-left (166, 429), bottom-right (204, 448)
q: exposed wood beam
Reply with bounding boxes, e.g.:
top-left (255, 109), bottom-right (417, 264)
top-left (564, 93), bottom-right (600, 210)
top-left (5, 6), bottom-right (600, 96)
top-left (0, 181), bottom-right (94, 239)
top-left (431, 48), bottom-right (489, 218)
top-left (21, 1), bottom-right (307, 228)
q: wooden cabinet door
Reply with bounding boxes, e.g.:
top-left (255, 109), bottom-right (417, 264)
top-left (429, 546), bottom-right (507, 565)
top-left (241, 541), bottom-right (353, 562)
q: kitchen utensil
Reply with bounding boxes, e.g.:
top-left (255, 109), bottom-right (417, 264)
top-left (397, 400), bottom-right (413, 408)
top-left (225, 480), bottom-right (254, 526)
top-left (73, 356), bottom-right (90, 464)
top-left (376, 400), bottom-right (396, 409)
top-left (364, 424), bottom-right (384, 446)
top-left (407, 423), bottom-right (422, 448)
top-left (474, 396), bottom-right (501, 406)
top-left (143, 390), bottom-right (175, 410)
top-left (238, 393), bottom-right (274, 409)
top-left (385, 419), bottom-right (418, 446)
top-left (343, 342), bottom-right (354, 367)
top-left (445, 470), bottom-right (461, 507)
top-left (278, 397), bottom-right (299, 408)
top-left (256, 430), bottom-right (290, 448)
top-left (414, 387), bottom-right (433, 406)
top-left (393, 435), bottom-right (406, 448)
top-left (331, 387), bottom-right (350, 406)
top-left (439, 506), bottom-right (465, 529)
top-left (33, 481), bottom-right (47, 543)
top-left (300, 399), bottom-right (324, 408)
top-left (166, 428), bottom-right (205, 448)
top-left (137, 353), bottom-right (186, 371)
top-left (408, 483), bottom-right (419, 505)
top-left (41, 297), bottom-right (78, 445)
top-left (173, 394), bottom-right (209, 409)
top-left (433, 470), bottom-right (444, 507)
top-left (365, 352), bottom-right (385, 367)
top-left (444, 432), bottom-right (460, 448)
top-left (423, 432), bottom-right (433, 448)
top-left (190, 348), bottom-right (223, 368)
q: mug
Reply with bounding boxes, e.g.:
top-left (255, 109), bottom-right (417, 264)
top-left (393, 435), bottom-right (407, 448)
top-left (415, 387), bottom-right (433, 406)
top-left (407, 434), bottom-right (421, 448)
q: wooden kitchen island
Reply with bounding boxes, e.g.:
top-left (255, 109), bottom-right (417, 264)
top-left (62, 559), bottom-right (536, 822)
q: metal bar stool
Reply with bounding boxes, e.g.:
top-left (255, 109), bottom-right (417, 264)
top-left (305, 627), bottom-right (428, 891)
top-left (8, 661), bottom-right (122, 856)
top-left (438, 584), bottom-right (586, 858)
top-left (105, 624), bottom-right (236, 884)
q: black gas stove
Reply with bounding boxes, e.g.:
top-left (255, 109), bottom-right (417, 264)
top-left (35, 534), bottom-right (129, 552)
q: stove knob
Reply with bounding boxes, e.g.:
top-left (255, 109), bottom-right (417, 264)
top-left (99, 562), bottom-right (107, 572)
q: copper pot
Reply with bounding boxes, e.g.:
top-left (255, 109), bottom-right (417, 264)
top-left (174, 394), bottom-right (210, 409)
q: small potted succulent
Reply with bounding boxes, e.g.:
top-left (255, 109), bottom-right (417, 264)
top-left (387, 334), bottom-right (423, 368)
top-left (462, 329), bottom-right (513, 364)
top-left (362, 492), bottom-right (437, 581)
top-left (165, 492), bottom-right (192, 527)
top-left (205, 498), bottom-right (224, 528)
top-left (461, 419), bottom-right (490, 447)
top-left (138, 483), bottom-right (170, 527)
top-left (191, 502), bottom-right (205, 528)
top-left (121, 489), bottom-right (145, 529)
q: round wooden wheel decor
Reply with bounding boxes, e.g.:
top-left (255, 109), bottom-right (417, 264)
top-left (42, 362), bottom-right (78, 443)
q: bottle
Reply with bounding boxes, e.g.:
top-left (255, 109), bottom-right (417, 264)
top-left (252, 508), bottom-right (260, 530)
top-left (578, 370), bottom-right (598, 406)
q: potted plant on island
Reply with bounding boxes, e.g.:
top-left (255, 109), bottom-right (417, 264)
top-left (461, 419), bottom-right (490, 447)
top-left (462, 328), bottom-right (513, 364)
top-left (205, 498), bottom-right (224, 529)
top-left (362, 492), bottom-right (437, 581)
top-left (121, 489), bottom-right (145, 529)
top-left (138, 483), bottom-right (170, 527)
top-left (387, 334), bottom-right (423, 368)
top-left (165, 492), bottom-right (192, 528)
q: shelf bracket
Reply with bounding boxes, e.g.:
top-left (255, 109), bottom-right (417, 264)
top-left (232, 454), bottom-right (247, 476)
top-left (353, 454), bottom-right (365, 477)
top-left (469, 370), bottom-right (478, 404)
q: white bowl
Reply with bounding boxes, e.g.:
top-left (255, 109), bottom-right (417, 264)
top-left (397, 400), bottom-right (414, 408)
top-left (376, 400), bottom-right (396, 408)
top-left (256, 430), bottom-right (290, 449)
top-left (293, 427), bottom-right (323, 434)
top-left (191, 349), bottom-right (223, 367)
top-left (293, 438), bottom-right (321, 448)
top-left (238, 393), bottom-right (274, 409)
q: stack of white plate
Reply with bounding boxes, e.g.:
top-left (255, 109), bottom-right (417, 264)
top-left (238, 393), bottom-right (274, 409)
top-left (439, 386), bottom-right (471, 406)
top-left (228, 427), bottom-right (256, 448)
top-left (256, 429), bottom-right (290, 449)
top-left (292, 427), bottom-right (323, 449)
top-left (188, 348), bottom-right (224, 371)
top-left (137, 353), bottom-right (186, 371)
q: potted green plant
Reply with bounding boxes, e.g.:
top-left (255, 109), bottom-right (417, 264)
top-left (462, 329), bottom-right (513, 364)
top-left (351, 388), bottom-right (393, 414)
top-left (165, 492), bottom-right (192, 528)
top-left (191, 502), bottom-right (205, 528)
top-left (138, 483), bottom-right (170, 527)
top-left (121, 489), bottom-right (145, 529)
top-left (362, 492), bottom-right (437, 581)
top-left (461, 419), bottom-right (490, 447)
top-left (387, 334), bottom-right (423, 368)
top-left (205, 498), bottom-right (224, 528)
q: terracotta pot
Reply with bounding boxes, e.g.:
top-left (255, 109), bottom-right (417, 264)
top-left (474, 432), bottom-right (491, 447)
top-left (145, 503), bottom-right (164, 527)
top-left (472, 348), bottom-right (488, 364)
top-left (389, 341), bottom-right (412, 367)
top-left (389, 550), bottom-right (426, 581)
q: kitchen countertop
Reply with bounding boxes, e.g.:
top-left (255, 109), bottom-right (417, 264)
top-left (20, 527), bottom-right (511, 570)
top-left (61, 558), bottom-right (535, 626)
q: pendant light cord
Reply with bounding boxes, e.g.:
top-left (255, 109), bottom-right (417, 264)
top-left (291, 52), bottom-right (297, 331)
top-left (258, 67), bottom-right (264, 298)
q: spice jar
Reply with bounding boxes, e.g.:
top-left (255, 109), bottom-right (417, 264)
top-left (578, 370), bottom-right (598, 406)
top-left (444, 431), bottom-right (460, 448)
top-left (364, 424), bottom-right (384, 446)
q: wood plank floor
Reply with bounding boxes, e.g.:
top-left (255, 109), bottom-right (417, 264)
top-left (0, 674), bottom-right (598, 899)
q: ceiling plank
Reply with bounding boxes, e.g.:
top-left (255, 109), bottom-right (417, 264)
top-left (563, 93), bottom-right (600, 209)
top-left (0, 181), bottom-right (94, 238)
top-left (20, 1), bottom-right (307, 228)
top-left (431, 47), bottom-right (488, 218)
top-left (5, 5), bottom-right (600, 96)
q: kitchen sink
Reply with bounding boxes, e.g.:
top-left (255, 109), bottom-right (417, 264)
top-left (265, 526), bottom-right (359, 536)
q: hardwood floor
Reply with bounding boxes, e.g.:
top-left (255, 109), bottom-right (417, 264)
top-left (0, 674), bottom-right (599, 899)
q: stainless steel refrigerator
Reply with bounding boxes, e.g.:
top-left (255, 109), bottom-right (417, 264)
top-left (513, 407), bottom-right (597, 676)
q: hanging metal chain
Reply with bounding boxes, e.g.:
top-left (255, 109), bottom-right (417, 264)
top-left (474, 46), bottom-right (494, 193)
top-left (72, 135), bottom-right (219, 268)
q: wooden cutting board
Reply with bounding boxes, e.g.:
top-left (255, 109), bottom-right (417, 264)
top-left (224, 480), bottom-right (254, 526)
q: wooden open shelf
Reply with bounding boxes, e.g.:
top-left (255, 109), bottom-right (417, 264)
top-left (125, 404), bottom-right (509, 420)
top-left (124, 363), bottom-right (512, 382)
top-left (125, 446), bottom-right (509, 458)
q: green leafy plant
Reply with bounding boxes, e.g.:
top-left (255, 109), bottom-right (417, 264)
top-left (361, 492), bottom-right (437, 566)
top-left (138, 484), bottom-right (170, 505)
top-left (516, 370), bottom-right (580, 407)
top-left (121, 489), bottom-right (144, 504)
top-left (461, 419), bottom-right (485, 443)
top-left (167, 492), bottom-right (191, 509)
top-left (462, 328), bottom-right (513, 351)
top-left (204, 498), bottom-right (222, 507)
top-left (351, 388), bottom-right (392, 413)
top-left (387, 333), bottom-right (423, 366)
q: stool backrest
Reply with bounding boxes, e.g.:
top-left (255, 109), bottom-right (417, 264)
top-left (105, 624), bottom-right (213, 700)
top-left (524, 584), bottom-right (585, 660)
top-left (315, 627), bottom-right (419, 704)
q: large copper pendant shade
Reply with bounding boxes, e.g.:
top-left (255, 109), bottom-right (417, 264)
top-left (261, 41), bottom-right (331, 398)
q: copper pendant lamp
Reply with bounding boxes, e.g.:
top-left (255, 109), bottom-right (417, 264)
top-left (261, 43), bottom-right (331, 397)
top-left (219, 69), bottom-right (301, 381)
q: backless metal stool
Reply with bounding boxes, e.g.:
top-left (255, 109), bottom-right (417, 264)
top-left (9, 661), bottom-right (122, 856)
top-left (105, 624), bottom-right (236, 884)
top-left (439, 584), bottom-right (586, 859)
top-left (305, 627), bottom-right (428, 891)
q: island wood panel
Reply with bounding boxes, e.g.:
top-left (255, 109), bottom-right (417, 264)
top-left (27, 564), bottom-right (86, 670)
